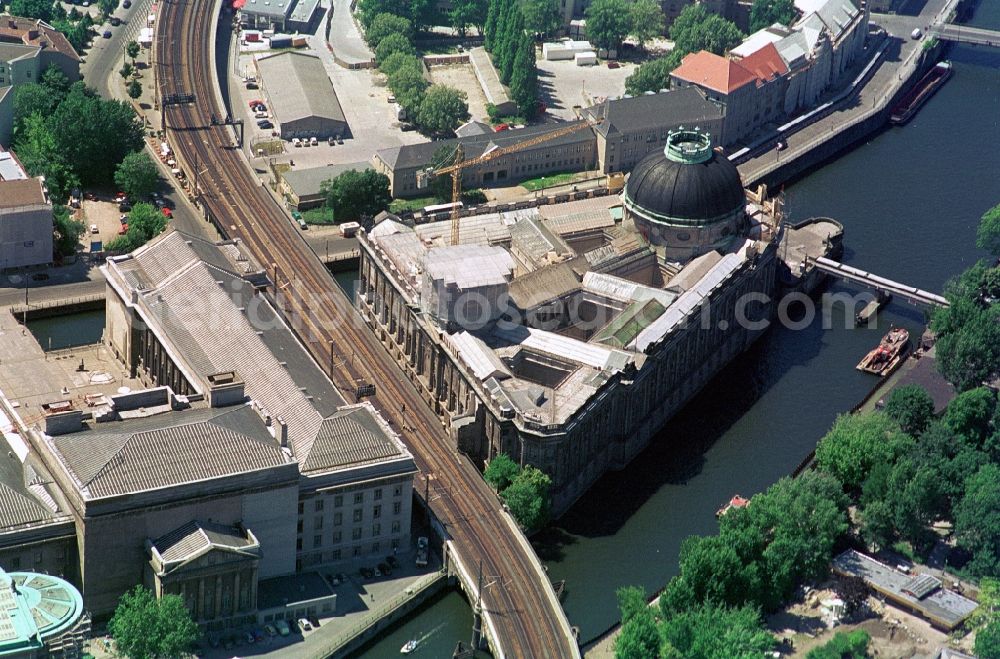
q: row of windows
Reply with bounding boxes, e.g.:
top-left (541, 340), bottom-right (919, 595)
top-left (297, 484), bottom-right (403, 515)
top-left (297, 538), bottom-right (401, 568)
top-left (298, 520), bottom-right (403, 550)
top-left (299, 501), bottom-right (403, 532)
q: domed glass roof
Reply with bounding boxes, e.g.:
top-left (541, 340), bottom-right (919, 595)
top-left (624, 130), bottom-right (745, 225)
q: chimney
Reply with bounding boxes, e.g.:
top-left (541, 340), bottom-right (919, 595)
top-left (276, 416), bottom-right (288, 447)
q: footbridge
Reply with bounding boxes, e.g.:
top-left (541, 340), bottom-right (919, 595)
top-left (810, 257), bottom-right (950, 307)
top-left (929, 24), bottom-right (1000, 47)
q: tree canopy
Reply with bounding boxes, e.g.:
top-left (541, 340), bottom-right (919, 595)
top-left (625, 57), bottom-right (674, 95)
top-left (107, 203), bottom-right (167, 253)
top-left (375, 33), bottom-right (415, 66)
top-left (629, 0), bottom-right (666, 50)
top-left (614, 605), bottom-right (659, 659)
top-left (977, 202), bottom-right (1000, 257)
top-left (509, 33), bottom-right (540, 118)
top-left (114, 151), bottom-right (159, 201)
top-left (319, 169), bottom-right (391, 222)
top-left (955, 463), bottom-right (1000, 577)
top-left (805, 629), bottom-right (870, 659)
top-left (931, 261), bottom-right (1000, 390)
top-left (365, 12), bottom-right (413, 48)
top-left (977, 620), bottom-right (1000, 659)
top-left (749, 0), bottom-right (797, 32)
top-left (501, 465), bottom-right (552, 531)
top-left (417, 85), bottom-right (469, 134)
top-left (108, 586), bottom-right (200, 659)
top-left (451, 0), bottom-right (489, 36)
top-left (52, 205), bottom-right (85, 257)
top-left (670, 5), bottom-right (743, 60)
top-left (519, 0), bottom-right (561, 37)
top-left (585, 0), bottom-right (632, 52)
top-left (815, 412), bottom-right (910, 491)
top-left (11, 0), bottom-right (54, 21)
top-left (659, 604), bottom-right (775, 659)
top-left (484, 453), bottom-right (520, 491)
top-left (883, 384), bottom-right (936, 435)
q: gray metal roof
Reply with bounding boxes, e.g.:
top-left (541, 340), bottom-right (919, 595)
top-left (281, 162), bottom-right (371, 199)
top-left (303, 404), bottom-right (406, 473)
top-left (152, 520), bottom-right (259, 565)
top-left (48, 406), bottom-right (290, 500)
top-left (0, 483), bottom-right (50, 530)
top-left (258, 571), bottom-right (334, 610)
top-left (582, 87), bottom-right (724, 138)
top-left (508, 261), bottom-right (582, 311)
top-left (375, 120), bottom-right (594, 171)
top-left (256, 52), bottom-right (345, 125)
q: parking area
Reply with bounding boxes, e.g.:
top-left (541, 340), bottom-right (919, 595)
top-left (429, 63), bottom-right (490, 123)
top-left (231, 6), bottom-right (427, 173)
top-left (536, 57), bottom-right (635, 120)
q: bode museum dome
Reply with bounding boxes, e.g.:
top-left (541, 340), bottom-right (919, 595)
top-left (623, 129), bottom-right (748, 262)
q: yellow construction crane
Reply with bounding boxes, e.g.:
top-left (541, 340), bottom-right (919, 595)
top-left (416, 119), bottom-right (601, 246)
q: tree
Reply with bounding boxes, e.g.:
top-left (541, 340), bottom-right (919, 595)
top-left (978, 620), bottom-right (1000, 659)
top-left (13, 113), bottom-right (78, 202)
top-left (52, 205), bottom-right (85, 257)
top-left (119, 62), bottom-right (134, 80)
top-left (616, 586), bottom-right (649, 624)
top-left (501, 465), bottom-right (551, 531)
top-left (670, 4), bottom-right (743, 58)
top-left (98, 0), bottom-right (116, 18)
top-left (380, 52), bottom-right (422, 79)
top-left (319, 169), bottom-right (391, 222)
top-left (519, 0), bottom-right (561, 37)
top-left (389, 66), bottom-right (429, 116)
top-left (498, 6), bottom-right (524, 84)
top-left (614, 607), bottom-right (659, 659)
top-left (932, 262), bottom-right (1000, 390)
top-left (484, 453), bottom-right (520, 491)
top-left (805, 630), bottom-right (870, 659)
top-left (13, 84), bottom-right (59, 138)
top-left (884, 384), bottom-right (936, 435)
top-left (484, 0), bottom-right (501, 49)
top-left (126, 79), bottom-right (142, 100)
top-left (375, 33), bottom-right (415, 66)
top-left (660, 604), bottom-right (775, 659)
top-left (107, 202), bottom-right (167, 252)
top-left (416, 85), bottom-right (469, 134)
top-left (815, 412), bottom-right (908, 491)
top-left (365, 12), bottom-right (413, 49)
top-left (493, 0), bottom-right (515, 81)
top-left (126, 40), bottom-right (141, 64)
top-left (451, 0), bottom-right (488, 36)
top-left (833, 576), bottom-right (869, 616)
top-left (356, 0), bottom-right (403, 28)
top-left (967, 577), bottom-right (1000, 629)
top-left (955, 463), bottom-right (1000, 577)
top-left (977, 202), bottom-right (1000, 257)
top-left (509, 35), bottom-right (539, 118)
top-left (586, 0), bottom-right (632, 52)
top-left (625, 57), bottom-right (674, 95)
top-left (629, 0), bottom-right (665, 51)
top-left (944, 387), bottom-right (996, 447)
top-left (662, 535), bottom-right (760, 612)
top-left (40, 65), bottom-right (71, 97)
top-left (46, 83), bottom-right (145, 186)
top-left (115, 151), bottom-right (159, 201)
top-left (10, 0), bottom-right (54, 21)
top-left (749, 0), bottom-right (797, 32)
top-left (108, 586), bottom-right (200, 659)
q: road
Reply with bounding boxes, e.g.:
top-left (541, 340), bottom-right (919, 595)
top-left (326, 0), bottom-right (372, 65)
top-left (156, 1), bottom-right (579, 657)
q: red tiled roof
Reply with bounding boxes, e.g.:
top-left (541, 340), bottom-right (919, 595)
top-left (737, 42), bottom-right (789, 83)
top-left (0, 15), bottom-right (80, 62)
top-left (671, 51), bottom-right (757, 95)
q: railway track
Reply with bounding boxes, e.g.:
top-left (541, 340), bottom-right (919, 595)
top-left (155, 1), bottom-right (578, 656)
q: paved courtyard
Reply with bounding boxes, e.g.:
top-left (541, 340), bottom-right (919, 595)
top-left (536, 57), bottom-right (635, 120)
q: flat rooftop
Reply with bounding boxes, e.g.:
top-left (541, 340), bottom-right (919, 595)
top-left (833, 550), bottom-right (978, 630)
top-left (258, 571), bottom-right (334, 610)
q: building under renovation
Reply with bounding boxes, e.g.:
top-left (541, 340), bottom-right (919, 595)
top-left (357, 130), bottom-right (784, 514)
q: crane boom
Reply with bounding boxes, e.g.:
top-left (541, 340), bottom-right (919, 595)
top-left (423, 119), bottom-right (601, 246)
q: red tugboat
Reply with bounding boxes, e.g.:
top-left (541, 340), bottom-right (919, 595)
top-left (857, 327), bottom-right (909, 376)
top-left (716, 495), bottom-right (750, 518)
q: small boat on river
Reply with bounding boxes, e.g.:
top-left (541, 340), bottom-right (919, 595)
top-left (857, 327), bottom-right (909, 376)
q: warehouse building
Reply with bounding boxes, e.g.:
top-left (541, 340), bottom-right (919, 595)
top-left (255, 52), bottom-right (346, 140)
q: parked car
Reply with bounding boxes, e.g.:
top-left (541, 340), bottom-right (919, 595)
top-left (252, 628), bottom-right (265, 643)
top-left (245, 81), bottom-right (259, 89)
top-left (307, 615), bottom-right (320, 628)
top-left (297, 618), bottom-right (312, 632)
top-left (161, 207), bottom-right (172, 218)
top-left (118, 224), bottom-right (128, 235)
top-left (309, 136), bottom-right (318, 146)
top-left (248, 99), bottom-right (264, 109)
top-left (254, 111), bottom-right (268, 119)
top-left (253, 104), bottom-right (266, 113)
top-left (337, 136), bottom-right (344, 144)
top-left (292, 137), bottom-right (302, 147)
top-left (118, 201), bottom-right (131, 212)
top-left (110, 16), bottom-right (121, 25)
top-left (103, 30), bottom-right (112, 38)
top-left (256, 119), bottom-right (273, 129)
top-left (264, 624), bottom-right (277, 637)
top-left (274, 620), bottom-right (290, 637)
top-left (359, 566), bottom-right (374, 579)
top-left (328, 136), bottom-right (336, 145)
top-left (90, 223), bottom-right (99, 234)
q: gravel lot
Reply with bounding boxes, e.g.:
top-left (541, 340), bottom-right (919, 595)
top-left (429, 63), bottom-right (490, 123)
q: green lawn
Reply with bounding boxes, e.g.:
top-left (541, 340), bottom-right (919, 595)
top-left (520, 171), bottom-right (581, 191)
top-left (301, 207), bottom-right (336, 225)
top-left (389, 196), bottom-right (439, 213)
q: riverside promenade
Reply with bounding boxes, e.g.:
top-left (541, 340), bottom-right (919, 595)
top-left (738, 0), bottom-right (961, 187)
